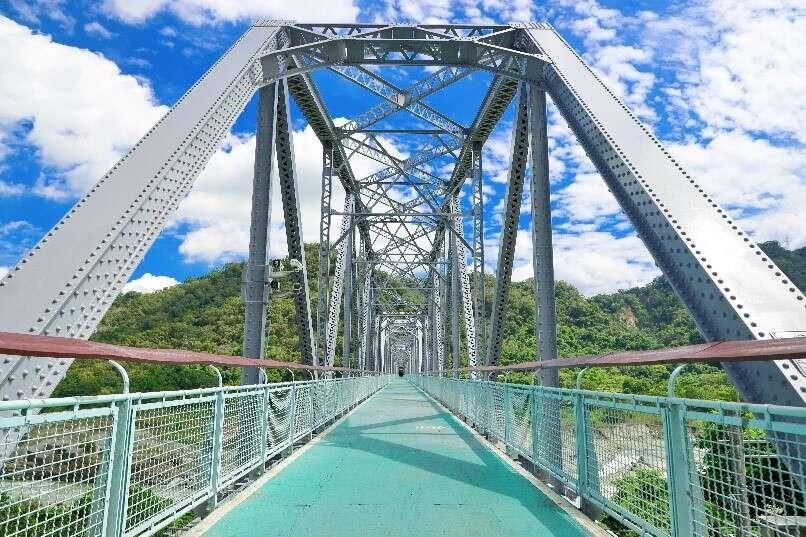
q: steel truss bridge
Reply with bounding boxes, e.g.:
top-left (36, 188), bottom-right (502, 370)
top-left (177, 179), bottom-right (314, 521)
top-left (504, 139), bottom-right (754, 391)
top-left (0, 20), bottom-right (805, 537)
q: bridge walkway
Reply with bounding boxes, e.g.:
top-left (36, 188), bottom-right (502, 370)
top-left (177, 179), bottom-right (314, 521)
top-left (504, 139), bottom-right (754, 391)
top-left (200, 379), bottom-right (591, 536)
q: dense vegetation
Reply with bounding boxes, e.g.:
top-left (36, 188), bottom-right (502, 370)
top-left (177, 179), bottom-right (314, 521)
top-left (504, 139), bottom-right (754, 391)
top-left (54, 241), bottom-right (805, 400)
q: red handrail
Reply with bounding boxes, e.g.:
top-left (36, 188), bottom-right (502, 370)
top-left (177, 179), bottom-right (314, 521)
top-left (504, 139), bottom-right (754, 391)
top-left (2, 331), bottom-right (805, 375)
top-left (0, 331), bottom-right (372, 374)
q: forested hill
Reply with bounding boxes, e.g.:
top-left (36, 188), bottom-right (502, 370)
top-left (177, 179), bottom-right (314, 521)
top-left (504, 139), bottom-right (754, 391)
top-left (53, 241), bottom-right (805, 400)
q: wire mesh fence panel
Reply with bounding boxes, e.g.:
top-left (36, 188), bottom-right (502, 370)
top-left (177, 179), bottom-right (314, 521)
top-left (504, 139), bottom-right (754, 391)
top-left (220, 390), bottom-right (264, 485)
top-left (124, 396), bottom-right (216, 535)
top-left (683, 400), bottom-right (806, 537)
top-left (0, 405), bottom-right (116, 537)
top-left (509, 387), bottom-right (533, 458)
top-left (323, 380), bottom-right (335, 424)
top-left (292, 385), bottom-right (312, 442)
top-left (266, 386), bottom-right (293, 457)
top-left (533, 388), bottom-right (578, 488)
top-left (335, 382), bottom-right (347, 414)
top-left (310, 382), bottom-right (327, 429)
top-left (474, 382), bottom-right (489, 432)
top-left (582, 394), bottom-right (670, 537)
top-left (0, 376), bottom-right (387, 537)
top-left (490, 384), bottom-right (505, 443)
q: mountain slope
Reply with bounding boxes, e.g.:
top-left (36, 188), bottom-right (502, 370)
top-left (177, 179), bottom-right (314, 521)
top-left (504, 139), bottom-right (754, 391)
top-left (53, 241), bottom-right (802, 400)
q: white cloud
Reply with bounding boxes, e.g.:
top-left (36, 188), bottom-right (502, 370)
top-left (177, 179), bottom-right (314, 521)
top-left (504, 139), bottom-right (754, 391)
top-left (669, 131), bottom-right (806, 247)
top-left (366, 0), bottom-right (535, 25)
top-left (648, 0), bottom-right (806, 144)
top-left (101, 0), bottom-right (360, 25)
top-left (123, 272), bottom-right (179, 293)
top-left (509, 228), bottom-right (659, 295)
top-left (641, 0), bottom-right (806, 246)
top-left (0, 16), bottom-right (168, 199)
top-left (553, 172), bottom-right (621, 225)
top-left (0, 180), bottom-right (24, 196)
top-left (0, 220), bottom-right (39, 267)
top-left (0, 266), bottom-right (8, 280)
top-left (8, 0), bottom-right (75, 32)
top-left (126, 57), bottom-right (152, 69)
top-left (83, 21), bottom-right (113, 39)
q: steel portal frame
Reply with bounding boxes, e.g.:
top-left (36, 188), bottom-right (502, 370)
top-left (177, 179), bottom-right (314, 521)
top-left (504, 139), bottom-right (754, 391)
top-left (0, 21), bottom-right (803, 410)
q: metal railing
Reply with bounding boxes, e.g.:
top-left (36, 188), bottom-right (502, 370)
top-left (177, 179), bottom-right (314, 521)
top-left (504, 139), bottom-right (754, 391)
top-left (413, 374), bottom-right (806, 537)
top-left (0, 375), bottom-right (389, 537)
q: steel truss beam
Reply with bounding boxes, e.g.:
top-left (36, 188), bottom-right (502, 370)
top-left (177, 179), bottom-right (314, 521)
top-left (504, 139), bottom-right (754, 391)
top-left (1, 20), bottom-right (801, 415)
top-left (325, 197), bottom-right (354, 366)
top-left (486, 83), bottom-right (529, 366)
top-left (449, 195), bottom-right (478, 370)
top-left (528, 86), bottom-right (558, 387)
top-left (275, 79), bottom-right (317, 365)
top-left (261, 25), bottom-right (548, 84)
top-left (242, 84), bottom-right (278, 384)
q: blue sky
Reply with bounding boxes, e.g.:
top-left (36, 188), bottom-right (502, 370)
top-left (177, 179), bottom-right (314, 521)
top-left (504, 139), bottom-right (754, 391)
top-left (0, 0), bottom-right (803, 295)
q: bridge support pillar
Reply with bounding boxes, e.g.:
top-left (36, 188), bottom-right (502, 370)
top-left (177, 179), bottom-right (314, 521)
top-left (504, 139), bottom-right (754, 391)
top-left (342, 219), bottom-right (354, 369)
top-left (450, 235), bottom-right (461, 377)
top-left (242, 84), bottom-right (277, 385)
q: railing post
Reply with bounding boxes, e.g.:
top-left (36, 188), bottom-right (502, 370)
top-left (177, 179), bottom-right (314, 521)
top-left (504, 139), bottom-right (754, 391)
top-left (574, 389), bottom-right (601, 520)
top-left (206, 388), bottom-right (225, 512)
top-left (308, 382), bottom-right (315, 439)
top-left (103, 397), bottom-right (133, 537)
top-left (665, 366), bottom-right (706, 537)
top-left (574, 369), bottom-right (602, 518)
top-left (531, 385), bottom-right (540, 468)
top-left (287, 382), bottom-right (297, 452)
top-left (574, 388), bottom-right (593, 516)
top-left (253, 385), bottom-right (269, 477)
top-left (484, 380), bottom-right (492, 438)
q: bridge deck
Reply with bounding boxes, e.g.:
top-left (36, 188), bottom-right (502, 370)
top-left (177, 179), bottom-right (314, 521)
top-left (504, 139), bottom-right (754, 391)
top-left (201, 379), bottom-right (590, 536)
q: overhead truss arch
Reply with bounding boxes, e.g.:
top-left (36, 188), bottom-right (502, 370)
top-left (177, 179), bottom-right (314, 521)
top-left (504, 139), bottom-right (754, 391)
top-left (0, 21), bottom-right (802, 412)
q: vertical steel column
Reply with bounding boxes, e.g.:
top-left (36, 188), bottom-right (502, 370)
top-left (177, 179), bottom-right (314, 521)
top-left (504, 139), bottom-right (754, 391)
top-left (527, 85), bottom-right (564, 490)
top-left (449, 195), bottom-right (478, 373)
top-left (426, 269), bottom-right (437, 372)
top-left (470, 141), bottom-right (486, 364)
top-left (316, 142), bottom-right (334, 367)
top-left (341, 220), bottom-right (355, 369)
top-left (441, 239), bottom-right (450, 374)
top-left (486, 83), bottom-right (529, 366)
top-left (416, 320), bottom-right (425, 373)
top-left (275, 79), bottom-right (316, 365)
top-left (379, 319), bottom-right (386, 373)
top-left (450, 236), bottom-right (461, 377)
top-left (359, 261), bottom-right (372, 371)
top-left (242, 84), bottom-right (278, 384)
top-left (326, 197), bottom-right (354, 366)
top-left (528, 87), bottom-right (558, 387)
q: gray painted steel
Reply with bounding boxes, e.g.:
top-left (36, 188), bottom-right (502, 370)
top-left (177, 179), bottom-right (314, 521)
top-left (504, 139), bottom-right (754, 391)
top-left (242, 84), bottom-right (278, 384)
top-left (1, 20), bottom-right (802, 411)
top-left (486, 83), bottom-right (530, 366)
top-left (528, 87), bottom-right (559, 388)
top-left (274, 79), bottom-right (317, 365)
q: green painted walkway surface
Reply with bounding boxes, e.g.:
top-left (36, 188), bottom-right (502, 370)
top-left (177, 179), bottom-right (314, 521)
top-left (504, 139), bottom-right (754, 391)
top-left (204, 380), bottom-right (589, 536)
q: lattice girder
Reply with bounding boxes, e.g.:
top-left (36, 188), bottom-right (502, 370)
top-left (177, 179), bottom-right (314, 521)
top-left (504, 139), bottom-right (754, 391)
top-left (0, 20), bottom-right (802, 411)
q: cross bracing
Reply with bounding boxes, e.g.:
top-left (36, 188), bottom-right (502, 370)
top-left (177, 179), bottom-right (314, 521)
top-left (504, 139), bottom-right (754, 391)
top-left (0, 20), bottom-right (803, 415)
